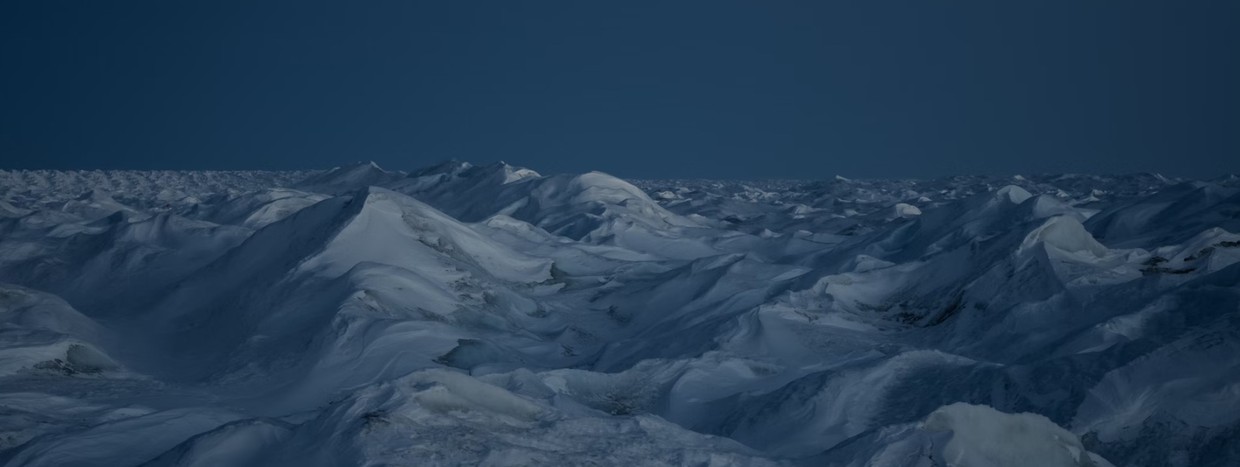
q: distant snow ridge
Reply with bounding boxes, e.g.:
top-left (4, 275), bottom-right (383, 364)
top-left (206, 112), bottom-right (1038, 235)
top-left (0, 161), bottom-right (1237, 466)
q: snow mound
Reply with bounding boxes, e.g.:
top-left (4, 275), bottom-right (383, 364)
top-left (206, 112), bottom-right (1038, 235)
top-left (188, 188), bottom-right (327, 228)
top-left (145, 369), bottom-right (779, 466)
top-left (996, 185), bottom-right (1034, 204)
top-left (892, 203), bottom-right (922, 218)
top-left (921, 403), bottom-right (1113, 467)
top-left (0, 284), bottom-right (120, 377)
top-left (390, 164), bottom-right (717, 258)
top-left (297, 187), bottom-right (553, 283)
top-left (1086, 182), bottom-right (1239, 247)
top-left (1019, 215), bottom-right (1109, 258)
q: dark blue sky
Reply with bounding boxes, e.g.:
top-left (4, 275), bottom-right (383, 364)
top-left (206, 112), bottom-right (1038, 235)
top-left (1, 1), bottom-right (1236, 179)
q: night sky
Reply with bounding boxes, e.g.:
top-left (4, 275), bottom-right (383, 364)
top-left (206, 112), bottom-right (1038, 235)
top-left (1, 1), bottom-right (1237, 179)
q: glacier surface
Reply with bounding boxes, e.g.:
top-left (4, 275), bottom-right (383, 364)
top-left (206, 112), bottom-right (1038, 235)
top-left (0, 163), bottom-right (1237, 466)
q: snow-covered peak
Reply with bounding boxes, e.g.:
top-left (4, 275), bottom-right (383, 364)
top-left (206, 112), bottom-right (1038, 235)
top-left (297, 186), bottom-right (553, 284)
top-left (495, 162), bottom-right (542, 184)
top-left (294, 161), bottom-right (405, 195)
top-left (404, 160), bottom-right (541, 185)
top-left (566, 171), bottom-right (654, 204)
top-left (409, 158), bottom-right (473, 178)
top-left (995, 184), bottom-right (1034, 204)
top-left (1019, 215), bottom-right (1109, 258)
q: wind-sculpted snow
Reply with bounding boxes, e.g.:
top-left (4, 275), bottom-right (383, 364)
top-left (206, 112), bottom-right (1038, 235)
top-left (0, 162), bottom-right (1237, 466)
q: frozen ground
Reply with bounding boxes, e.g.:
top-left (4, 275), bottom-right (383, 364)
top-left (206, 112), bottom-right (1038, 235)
top-left (1, 162), bottom-right (1237, 466)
